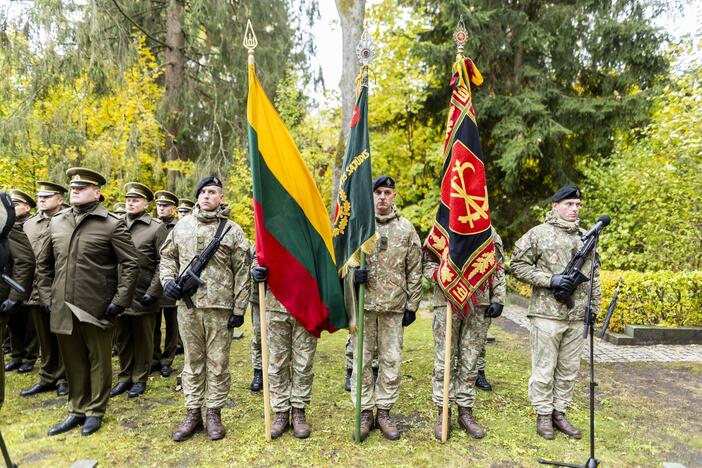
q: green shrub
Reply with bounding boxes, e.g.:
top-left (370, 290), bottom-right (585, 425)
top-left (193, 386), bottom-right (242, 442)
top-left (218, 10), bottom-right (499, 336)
top-left (508, 270), bottom-right (702, 333)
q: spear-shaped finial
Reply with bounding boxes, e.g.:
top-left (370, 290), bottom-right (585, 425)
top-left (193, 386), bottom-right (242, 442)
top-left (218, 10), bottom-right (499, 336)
top-left (243, 19), bottom-right (258, 65)
top-left (454, 16), bottom-right (467, 56)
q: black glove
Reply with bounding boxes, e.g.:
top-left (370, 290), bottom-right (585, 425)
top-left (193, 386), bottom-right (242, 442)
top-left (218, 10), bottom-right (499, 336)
top-left (484, 303), bottom-right (504, 318)
top-left (43, 304), bottom-right (52, 315)
top-left (251, 266), bottom-right (268, 283)
top-left (104, 303), bottom-right (125, 317)
top-left (227, 314), bottom-right (244, 329)
top-left (163, 279), bottom-right (183, 300)
top-left (550, 274), bottom-right (575, 292)
top-left (353, 268), bottom-right (369, 285)
top-left (402, 309), bottom-right (416, 327)
top-left (0, 298), bottom-right (19, 315)
top-left (138, 293), bottom-right (157, 307)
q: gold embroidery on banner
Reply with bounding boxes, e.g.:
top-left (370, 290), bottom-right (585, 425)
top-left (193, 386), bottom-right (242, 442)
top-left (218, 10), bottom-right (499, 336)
top-left (450, 159), bottom-right (489, 229)
top-left (467, 250), bottom-right (496, 280)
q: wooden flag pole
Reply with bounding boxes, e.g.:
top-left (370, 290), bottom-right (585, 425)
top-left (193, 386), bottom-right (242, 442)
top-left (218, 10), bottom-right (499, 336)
top-left (353, 252), bottom-right (367, 443)
top-left (258, 282), bottom-right (272, 442)
top-left (441, 302), bottom-right (453, 443)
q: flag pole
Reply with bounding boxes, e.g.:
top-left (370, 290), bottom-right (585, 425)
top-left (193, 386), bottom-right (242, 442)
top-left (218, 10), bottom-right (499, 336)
top-left (353, 252), bottom-right (366, 443)
top-left (258, 282), bottom-right (272, 442)
top-left (244, 19), bottom-right (271, 442)
top-left (441, 302), bottom-right (453, 443)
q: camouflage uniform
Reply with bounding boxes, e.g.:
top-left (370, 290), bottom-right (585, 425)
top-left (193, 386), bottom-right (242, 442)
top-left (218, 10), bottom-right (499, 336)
top-left (424, 227), bottom-right (506, 408)
top-left (350, 208), bottom-right (422, 411)
top-left (159, 204), bottom-right (250, 410)
top-left (510, 210), bottom-right (601, 415)
top-left (248, 247), bottom-right (262, 371)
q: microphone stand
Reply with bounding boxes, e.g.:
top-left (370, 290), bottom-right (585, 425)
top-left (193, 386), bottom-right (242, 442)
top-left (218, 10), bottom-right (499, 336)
top-left (538, 231), bottom-right (607, 468)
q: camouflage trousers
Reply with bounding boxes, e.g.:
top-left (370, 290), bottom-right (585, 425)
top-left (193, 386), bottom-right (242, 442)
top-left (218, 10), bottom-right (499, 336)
top-left (432, 305), bottom-right (488, 408)
top-left (476, 317), bottom-right (492, 372)
top-left (345, 334), bottom-right (378, 370)
top-left (178, 306), bottom-right (232, 410)
top-left (250, 302), bottom-right (262, 370)
top-left (528, 317), bottom-right (584, 415)
top-left (350, 311), bottom-right (404, 411)
top-left (267, 309), bottom-right (317, 413)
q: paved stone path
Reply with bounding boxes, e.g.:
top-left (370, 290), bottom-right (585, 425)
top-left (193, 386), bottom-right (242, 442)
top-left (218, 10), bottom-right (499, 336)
top-left (502, 305), bottom-right (702, 363)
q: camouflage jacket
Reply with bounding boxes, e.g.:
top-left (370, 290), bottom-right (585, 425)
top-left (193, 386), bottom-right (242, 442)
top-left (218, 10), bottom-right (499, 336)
top-left (158, 216), bottom-right (178, 307)
top-left (159, 204), bottom-right (251, 315)
top-left (123, 212), bottom-right (168, 316)
top-left (248, 245), bottom-right (286, 312)
top-left (364, 208), bottom-right (422, 314)
top-left (422, 227), bottom-right (507, 310)
top-left (510, 210), bottom-right (601, 321)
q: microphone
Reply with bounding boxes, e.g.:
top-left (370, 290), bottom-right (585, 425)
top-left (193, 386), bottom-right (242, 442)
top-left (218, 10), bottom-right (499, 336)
top-left (581, 215), bottom-right (611, 241)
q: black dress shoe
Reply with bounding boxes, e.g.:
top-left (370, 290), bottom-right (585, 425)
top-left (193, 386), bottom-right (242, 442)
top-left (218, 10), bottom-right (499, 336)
top-left (17, 362), bottom-right (34, 373)
top-left (160, 364), bottom-right (173, 378)
top-left (150, 362), bottom-right (161, 373)
top-left (128, 382), bottom-right (146, 398)
top-left (110, 381), bottom-right (132, 397)
top-left (57, 383), bottom-right (69, 396)
top-left (4, 360), bottom-right (21, 372)
top-left (48, 415), bottom-right (85, 436)
top-left (81, 416), bottom-right (101, 436)
top-left (20, 382), bottom-right (54, 397)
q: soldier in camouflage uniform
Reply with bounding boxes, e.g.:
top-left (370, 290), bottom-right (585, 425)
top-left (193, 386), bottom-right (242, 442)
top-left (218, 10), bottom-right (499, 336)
top-left (251, 258), bottom-right (318, 439)
top-left (160, 176), bottom-right (250, 442)
top-left (351, 176), bottom-right (422, 441)
top-left (4, 190), bottom-right (39, 374)
top-left (248, 245), bottom-right (263, 393)
top-left (152, 190), bottom-right (180, 378)
top-left (510, 185), bottom-right (601, 440)
top-left (111, 183), bottom-right (168, 399)
top-left (423, 227), bottom-right (506, 440)
top-left (21, 182), bottom-right (70, 398)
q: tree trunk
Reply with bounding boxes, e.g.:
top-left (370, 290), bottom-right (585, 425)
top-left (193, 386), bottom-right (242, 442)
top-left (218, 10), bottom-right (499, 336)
top-left (331, 0), bottom-right (366, 218)
top-left (165, 0), bottom-right (186, 191)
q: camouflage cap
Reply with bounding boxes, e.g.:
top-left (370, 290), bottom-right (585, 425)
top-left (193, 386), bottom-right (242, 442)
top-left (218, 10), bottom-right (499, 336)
top-left (124, 182), bottom-right (154, 201)
top-left (154, 190), bottom-right (179, 206)
top-left (66, 167), bottom-right (107, 187)
top-left (552, 185), bottom-right (581, 202)
top-left (36, 181), bottom-right (68, 197)
top-left (10, 189), bottom-right (36, 208)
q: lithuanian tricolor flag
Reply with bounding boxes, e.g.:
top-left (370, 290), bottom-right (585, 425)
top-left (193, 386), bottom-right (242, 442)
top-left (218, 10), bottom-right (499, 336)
top-left (247, 63), bottom-right (347, 337)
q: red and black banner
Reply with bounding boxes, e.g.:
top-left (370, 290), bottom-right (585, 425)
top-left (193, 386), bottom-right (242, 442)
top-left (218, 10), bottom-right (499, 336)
top-left (424, 57), bottom-right (497, 316)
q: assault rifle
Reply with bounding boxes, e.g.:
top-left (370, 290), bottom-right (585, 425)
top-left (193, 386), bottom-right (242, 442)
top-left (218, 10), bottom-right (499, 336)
top-left (553, 234), bottom-right (597, 309)
top-left (175, 220), bottom-right (231, 309)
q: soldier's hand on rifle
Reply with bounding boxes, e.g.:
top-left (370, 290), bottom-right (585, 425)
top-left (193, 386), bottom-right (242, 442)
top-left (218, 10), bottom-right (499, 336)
top-left (251, 266), bottom-right (268, 283)
top-left (549, 274), bottom-right (575, 292)
top-left (484, 303), bottom-right (504, 318)
top-left (402, 309), bottom-right (416, 327)
top-left (163, 279), bottom-right (183, 300)
top-left (353, 268), bottom-right (369, 285)
top-left (227, 313), bottom-right (244, 329)
top-left (104, 303), bottom-right (125, 317)
top-left (0, 298), bottom-right (20, 315)
top-left (138, 293), bottom-right (157, 307)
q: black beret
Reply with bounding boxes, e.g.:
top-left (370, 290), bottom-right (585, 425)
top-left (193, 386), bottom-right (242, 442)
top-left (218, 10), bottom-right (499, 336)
top-left (194, 176), bottom-right (223, 198)
top-left (372, 175), bottom-right (395, 192)
top-left (552, 185), bottom-right (582, 202)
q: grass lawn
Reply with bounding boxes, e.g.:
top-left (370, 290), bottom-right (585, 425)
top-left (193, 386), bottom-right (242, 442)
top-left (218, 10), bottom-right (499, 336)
top-left (2, 308), bottom-right (701, 467)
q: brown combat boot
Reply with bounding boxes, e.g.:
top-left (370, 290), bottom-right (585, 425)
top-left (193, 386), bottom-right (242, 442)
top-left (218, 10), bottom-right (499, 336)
top-left (205, 408), bottom-right (226, 440)
top-left (434, 407), bottom-right (452, 441)
top-left (291, 407), bottom-right (311, 439)
top-left (375, 409), bottom-right (400, 440)
top-left (458, 406), bottom-right (486, 439)
top-left (552, 410), bottom-right (581, 439)
top-left (270, 411), bottom-right (289, 439)
top-left (172, 408), bottom-right (203, 442)
top-left (536, 413), bottom-right (555, 440)
top-left (352, 409), bottom-right (374, 442)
